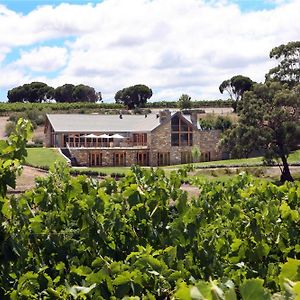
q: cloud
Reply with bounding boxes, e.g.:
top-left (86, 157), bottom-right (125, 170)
top-left (15, 46), bottom-right (68, 72)
top-left (0, 0), bottom-right (300, 101)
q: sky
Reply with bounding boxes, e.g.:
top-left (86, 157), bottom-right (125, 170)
top-left (0, 0), bottom-right (299, 102)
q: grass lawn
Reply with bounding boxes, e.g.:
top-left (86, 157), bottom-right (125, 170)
top-left (75, 166), bottom-right (132, 175)
top-left (25, 148), bottom-right (300, 179)
top-left (164, 150), bottom-right (300, 169)
top-left (25, 148), bottom-right (67, 168)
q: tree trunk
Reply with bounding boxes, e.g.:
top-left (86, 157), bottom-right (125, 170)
top-left (280, 155), bottom-right (294, 182)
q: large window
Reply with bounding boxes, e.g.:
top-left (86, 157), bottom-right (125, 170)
top-left (171, 116), bottom-right (193, 146)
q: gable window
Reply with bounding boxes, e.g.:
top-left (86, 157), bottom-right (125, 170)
top-left (171, 115), bottom-right (193, 146)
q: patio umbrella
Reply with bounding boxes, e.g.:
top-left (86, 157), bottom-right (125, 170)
top-left (99, 134), bottom-right (111, 138)
top-left (111, 134), bottom-right (124, 139)
top-left (84, 134), bottom-right (99, 138)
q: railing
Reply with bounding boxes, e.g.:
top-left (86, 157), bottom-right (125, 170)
top-left (66, 141), bottom-right (148, 148)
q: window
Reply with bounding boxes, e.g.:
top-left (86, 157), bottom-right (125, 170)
top-left (181, 151), bottom-right (193, 164)
top-left (132, 133), bottom-right (147, 146)
top-left (113, 152), bottom-right (126, 166)
top-left (157, 152), bottom-right (170, 166)
top-left (137, 152), bottom-right (149, 166)
top-left (171, 115), bottom-right (193, 146)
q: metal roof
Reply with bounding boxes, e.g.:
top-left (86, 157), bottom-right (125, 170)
top-left (46, 114), bottom-right (162, 133)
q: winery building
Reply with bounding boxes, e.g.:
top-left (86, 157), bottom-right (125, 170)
top-left (44, 110), bottom-right (222, 167)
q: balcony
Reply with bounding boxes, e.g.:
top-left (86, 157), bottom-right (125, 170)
top-left (66, 141), bottom-right (149, 149)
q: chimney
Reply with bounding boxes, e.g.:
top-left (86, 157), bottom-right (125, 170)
top-left (159, 109), bottom-right (171, 123)
top-left (191, 112), bottom-right (198, 126)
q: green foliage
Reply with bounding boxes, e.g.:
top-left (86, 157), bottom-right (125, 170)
top-left (0, 102), bottom-right (124, 115)
top-left (115, 84), bottom-right (153, 109)
top-left (267, 40), bottom-right (300, 87)
top-left (178, 94), bottom-right (192, 109)
top-left (55, 83), bottom-right (101, 103)
top-left (7, 82), bottom-right (54, 103)
top-left (199, 115), bottom-right (232, 131)
top-left (219, 75), bottom-right (254, 112)
top-left (0, 118), bottom-right (32, 196)
top-left (7, 82), bottom-right (101, 103)
top-left (222, 81), bottom-right (300, 182)
top-left (0, 156), bottom-right (300, 297)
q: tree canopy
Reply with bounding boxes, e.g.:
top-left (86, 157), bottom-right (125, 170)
top-left (115, 84), bottom-right (152, 109)
top-left (7, 82), bottom-right (54, 103)
top-left (266, 40), bottom-right (300, 87)
top-left (222, 81), bottom-right (300, 182)
top-left (219, 75), bottom-right (254, 112)
top-left (8, 82), bottom-right (101, 103)
top-left (55, 84), bottom-right (101, 103)
top-left (177, 94), bottom-right (192, 109)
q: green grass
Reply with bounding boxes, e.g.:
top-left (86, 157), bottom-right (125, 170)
top-left (25, 148), bottom-right (67, 168)
top-left (75, 166), bottom-right (132, 175)
top-left (164, 150), bottom-right (300, 169)
top-left (25, 148), bottom-right (300, 178)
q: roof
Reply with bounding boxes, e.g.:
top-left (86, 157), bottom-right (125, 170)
top-left (46, 113), bottom-right (162, 133)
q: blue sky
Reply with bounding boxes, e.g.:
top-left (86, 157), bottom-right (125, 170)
top-left (0, 0), bottom-right (298, 102)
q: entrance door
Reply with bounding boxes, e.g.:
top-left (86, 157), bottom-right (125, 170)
top-left (137, 152), bottom-right (149, 166)
top-left (89, 153), bottom-right (102, 166)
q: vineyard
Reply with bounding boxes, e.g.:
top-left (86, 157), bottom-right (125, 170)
top-left (1, 120), bottom-right (300, 299)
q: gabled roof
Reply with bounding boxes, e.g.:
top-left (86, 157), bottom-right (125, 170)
top-left (46, 114), bottom-right (162, 133)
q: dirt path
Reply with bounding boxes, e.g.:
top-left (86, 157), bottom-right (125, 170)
top-left (0, 116), bottom-right (8, 139)
top-left (8, 166), bottom-right (48, 193)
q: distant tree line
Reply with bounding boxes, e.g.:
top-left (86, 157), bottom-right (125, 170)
top-left (7, 82), bottom-right (102, 103)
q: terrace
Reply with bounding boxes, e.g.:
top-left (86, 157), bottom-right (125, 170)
top-left (63, 132), bottom-right (149, 149)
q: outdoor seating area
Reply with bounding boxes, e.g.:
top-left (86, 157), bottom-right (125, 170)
top-left (66, 133), bottom-right (148, 148)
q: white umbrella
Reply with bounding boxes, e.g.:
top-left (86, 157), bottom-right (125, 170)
top-left (84, 134), bottom-right (99, 138)
top-left (111, 134), bottom-right (124, 139)
top-left (99, 134), bottom-right (111, 138)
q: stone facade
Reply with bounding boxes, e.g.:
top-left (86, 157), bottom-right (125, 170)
top-left (45, 111), bottom-right (223, 167)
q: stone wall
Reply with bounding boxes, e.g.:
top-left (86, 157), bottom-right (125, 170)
top-left (70, 148), bottom-right (148, 167)
top-left (149, 117), bottom-right (222, 166)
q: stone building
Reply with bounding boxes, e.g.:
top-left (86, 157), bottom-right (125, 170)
top-left (44, 110), bottom-right (222, 167)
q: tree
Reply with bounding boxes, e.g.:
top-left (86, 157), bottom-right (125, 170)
top-left (178, 94), bottom-right (192, 109)
top-left (266, 40), bottom-right (300, 87)
top-left (222, 81), bottom-right (300, 182)
top-left (219, 75), bottom-right (254, 112)
top-left (54, 84), bottom-right (75, 103)
top-left (72, 84), bottom-right (101, 102)
top-left (115, 84), bottom-right (152, 109)
top-left (7, 82), bottom-right (54, 103)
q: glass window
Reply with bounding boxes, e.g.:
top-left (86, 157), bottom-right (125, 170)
top-left (171, 115), bottom-right (193, 146)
